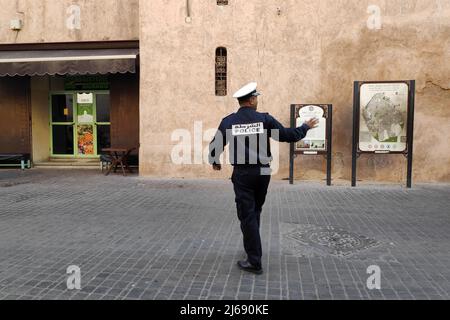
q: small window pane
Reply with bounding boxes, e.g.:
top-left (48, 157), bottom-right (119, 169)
top-left (97, 125), bottom-right (111, 152)
top-left (96, 94), bottom-right (111, 123)
top-left (52, 125), bottom-right (74, 155)
top-left (217, 0), bottom-right (228, 5)
top-left (215, 47), bottom-right (227, 96)
top-left (52, 95), bottom-right (73, 123)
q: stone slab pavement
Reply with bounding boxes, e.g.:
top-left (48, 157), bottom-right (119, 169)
top-left (0, 169), bottom-right (449, 300)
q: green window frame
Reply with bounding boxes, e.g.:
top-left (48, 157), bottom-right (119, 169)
top-left (49, 90), bottom-right (111, 158)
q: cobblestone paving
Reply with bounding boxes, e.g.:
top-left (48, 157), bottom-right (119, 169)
top-left (0, 169), bottom-right (449, 300)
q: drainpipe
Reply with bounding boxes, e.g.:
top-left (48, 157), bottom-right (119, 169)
top-left (185, 0), bottom-right (192, 23)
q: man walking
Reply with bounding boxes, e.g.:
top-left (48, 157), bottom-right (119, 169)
top-left (209, 82), bottom-right (319, 275)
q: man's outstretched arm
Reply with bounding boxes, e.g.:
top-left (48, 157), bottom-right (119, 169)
top-left (267, 115), bottom-right (319, 143)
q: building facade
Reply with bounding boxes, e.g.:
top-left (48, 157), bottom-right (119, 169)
top-left (0, 0), bottom-right (449, 183)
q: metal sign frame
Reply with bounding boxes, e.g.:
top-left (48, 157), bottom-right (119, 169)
top-left (289, 104), bottom-right (333, 186)
top-left (351, 80), bottom-right (416, 188)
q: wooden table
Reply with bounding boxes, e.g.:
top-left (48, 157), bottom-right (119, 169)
top-left (102, 147), bottom-right (136, 176)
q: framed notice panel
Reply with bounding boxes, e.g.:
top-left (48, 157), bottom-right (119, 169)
top-left (295, 105), bottom-right (328, 153)
top-left (359, 82), bottom-right (409, 153)
top-left (352, 80), bottom-right (416, 188)
top-left (289, 104), bottom-right (333, 186)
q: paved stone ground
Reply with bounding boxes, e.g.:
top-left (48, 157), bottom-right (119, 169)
top-left (0, 169), bottom-right (449, 300)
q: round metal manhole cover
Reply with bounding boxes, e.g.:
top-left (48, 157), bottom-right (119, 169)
top-left (282, 224), bottom-right (381, 258)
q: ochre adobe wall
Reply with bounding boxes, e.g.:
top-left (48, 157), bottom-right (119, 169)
top-left (0, 0), bottom-right (139, 43)
top-left (139, 0), bottom-right (450, 183)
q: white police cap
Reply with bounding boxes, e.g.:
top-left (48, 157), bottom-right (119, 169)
top-left (233, 82), bottom-right (261, 99)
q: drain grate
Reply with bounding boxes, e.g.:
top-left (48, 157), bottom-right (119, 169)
top-left (282, 224), bottom-right (381, 258)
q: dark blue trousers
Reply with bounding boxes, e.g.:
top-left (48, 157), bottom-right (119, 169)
top-left (232, 166), bottom-right (271, 269)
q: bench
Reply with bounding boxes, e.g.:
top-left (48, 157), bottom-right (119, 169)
top-left (0, 154), bottom-right (31, 170)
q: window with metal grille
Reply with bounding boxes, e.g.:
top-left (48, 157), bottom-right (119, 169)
top-left (215, 47), bottom-right (227, 96)
top-left (217, 0), bottom-right (228, 5)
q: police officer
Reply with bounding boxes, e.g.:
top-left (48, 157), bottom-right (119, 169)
top-left (209, 82), bottom-right (319, 275)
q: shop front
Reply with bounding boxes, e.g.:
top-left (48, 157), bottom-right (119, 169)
top-left (0, 41), bottom-right (140, 169)
top-left (49, 89), bottom-right (111, 158)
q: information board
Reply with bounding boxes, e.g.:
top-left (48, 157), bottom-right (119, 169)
top-left (352, 80), bottom-right (415, 188)
top-left (290, 104), bottom-right (333, 186)
top-left (359, 82), bottom-right (409, 153)
top-left (295, 105), bottom-right (328, 152)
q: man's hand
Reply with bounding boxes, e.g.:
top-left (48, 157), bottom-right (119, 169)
top-left (305, 118), bottom-right (320, 129)
top-left (213, 164), bottom-right (222, 171)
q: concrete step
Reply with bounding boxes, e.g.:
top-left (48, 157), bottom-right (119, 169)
top-left (34, 160), bottom-right (101, 170)
top-left (49, 158), bottom-right (100, 163)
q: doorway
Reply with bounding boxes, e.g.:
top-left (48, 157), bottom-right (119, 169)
top-left (50, 91), bottom-right (111, 158)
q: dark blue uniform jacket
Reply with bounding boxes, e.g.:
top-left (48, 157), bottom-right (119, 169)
top-left (209, 107), bottom-right (310, 167)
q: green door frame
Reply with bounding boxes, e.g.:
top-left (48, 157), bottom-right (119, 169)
top-left (49, 90), bottom-right (110, 158)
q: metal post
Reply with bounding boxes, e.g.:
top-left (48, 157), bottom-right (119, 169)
top-left (407, 80), bottom-right (415, 188)
top-left (289, 105), bottom-right (295, 185)
top-left (352, 82), bottom-right (360, 187)
top-left (327, 105), bottom-right (333, 186)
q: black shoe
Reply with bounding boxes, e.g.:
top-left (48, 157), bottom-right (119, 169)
top-left (237, 260), bottom-right (263, 275)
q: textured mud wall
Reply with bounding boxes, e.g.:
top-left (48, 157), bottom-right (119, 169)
top-left (0, 0), bottom-right (139, 43)
top-left (139, 0), bottom-right (450, 183)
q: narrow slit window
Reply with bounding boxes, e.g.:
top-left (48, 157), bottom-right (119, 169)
top-left (217, 0), bottom-right (229, 5)
top-left (215, 47), bottom-right (227, 96)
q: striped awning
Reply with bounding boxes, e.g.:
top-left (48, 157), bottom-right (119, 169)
top-left (0, 48), bottom-right (139, 77)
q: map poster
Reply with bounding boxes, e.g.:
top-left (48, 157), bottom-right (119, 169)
top-left (359, 82), bottom-right (409, 153)
top-left (295, 105), bottom-right (327, 152)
